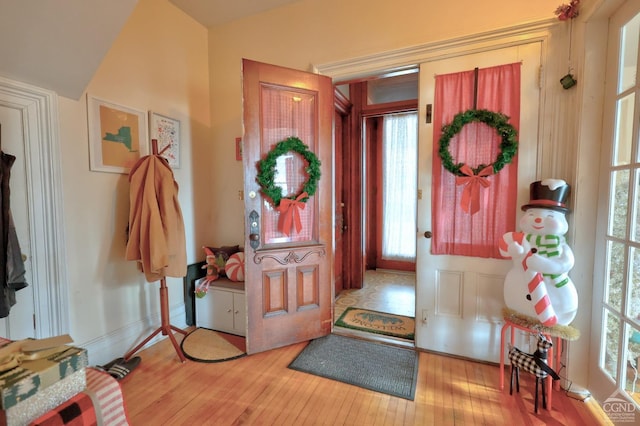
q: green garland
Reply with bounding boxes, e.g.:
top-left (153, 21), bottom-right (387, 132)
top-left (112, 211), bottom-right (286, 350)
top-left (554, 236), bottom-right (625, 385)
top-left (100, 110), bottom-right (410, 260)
top-left (257, 136), bottom-right (321, 207)
top-left (438, 109), bottom-right (518, 176)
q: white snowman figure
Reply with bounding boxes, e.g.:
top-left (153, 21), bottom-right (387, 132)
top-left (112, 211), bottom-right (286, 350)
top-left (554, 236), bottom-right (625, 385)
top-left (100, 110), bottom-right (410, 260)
top-left (500, 179), bottom-right (578, 326)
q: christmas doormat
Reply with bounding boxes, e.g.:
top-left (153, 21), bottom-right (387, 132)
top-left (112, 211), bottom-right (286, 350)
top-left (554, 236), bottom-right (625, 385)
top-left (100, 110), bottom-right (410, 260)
top-left (335, 307), bottom-right (415, 340)
top-left (288, 334), bottom-right (418, 400)
top-left (180, 328), bottom-right (246, 363)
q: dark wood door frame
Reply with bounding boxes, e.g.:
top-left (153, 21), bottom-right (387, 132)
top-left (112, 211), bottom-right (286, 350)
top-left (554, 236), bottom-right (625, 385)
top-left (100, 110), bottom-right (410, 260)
top-left (335, 85), bottom-right (365, 290)
top-left (334, 82), bottom-right (419, 292)
top-left (334, 88), bottom-right (349, 296)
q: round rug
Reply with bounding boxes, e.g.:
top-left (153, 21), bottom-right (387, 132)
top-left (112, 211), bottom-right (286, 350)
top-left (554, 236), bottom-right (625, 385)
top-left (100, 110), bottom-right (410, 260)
top-left (180, 328), bottom-right (246, 363)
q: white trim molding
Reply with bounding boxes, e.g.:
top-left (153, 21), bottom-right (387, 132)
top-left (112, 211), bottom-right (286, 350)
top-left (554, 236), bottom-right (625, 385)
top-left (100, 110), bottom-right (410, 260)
top-left (0, 75), bottom-right (69, 337)
top-left (314, 18), bottom-right (558, 82)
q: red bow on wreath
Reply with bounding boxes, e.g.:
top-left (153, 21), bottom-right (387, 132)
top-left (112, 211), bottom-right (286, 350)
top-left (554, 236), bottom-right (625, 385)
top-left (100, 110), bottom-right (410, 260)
top-left (455, 165), bottom-right (493, 215)
top-left (277, 192), bottom-right (308, 236)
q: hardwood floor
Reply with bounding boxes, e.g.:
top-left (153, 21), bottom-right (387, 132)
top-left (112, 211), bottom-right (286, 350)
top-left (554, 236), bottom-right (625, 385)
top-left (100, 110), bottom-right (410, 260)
top-left (120, 331), bottom-right (611, 425)
top-left (119, 270), bottom-right (611, 424)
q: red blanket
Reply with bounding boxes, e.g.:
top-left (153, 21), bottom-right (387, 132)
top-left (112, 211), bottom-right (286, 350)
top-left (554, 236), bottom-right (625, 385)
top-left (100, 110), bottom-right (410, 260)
top-left (29, 393), bottom-right (96, 426)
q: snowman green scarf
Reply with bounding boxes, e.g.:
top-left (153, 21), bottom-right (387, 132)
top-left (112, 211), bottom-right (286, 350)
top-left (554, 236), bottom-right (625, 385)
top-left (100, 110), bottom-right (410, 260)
top-left (525, 234), bottom-right (570, 288)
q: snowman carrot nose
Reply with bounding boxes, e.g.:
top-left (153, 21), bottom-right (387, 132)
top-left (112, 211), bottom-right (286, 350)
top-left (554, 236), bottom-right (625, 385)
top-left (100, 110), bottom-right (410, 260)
top-left (535, 218), bottom-right (542, 223)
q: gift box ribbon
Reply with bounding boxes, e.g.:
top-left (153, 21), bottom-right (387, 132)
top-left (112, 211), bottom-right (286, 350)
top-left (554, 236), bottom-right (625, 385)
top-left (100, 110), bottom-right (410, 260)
top-left (0, 346), bottom-right (73, 373)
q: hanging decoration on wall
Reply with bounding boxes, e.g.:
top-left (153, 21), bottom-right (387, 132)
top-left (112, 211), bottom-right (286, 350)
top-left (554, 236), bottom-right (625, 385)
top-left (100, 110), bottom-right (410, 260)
top-left (554, 0), bottom-right (580, 21)
top-left (256, 136), bottom-right (321, 236)
top-left (438, 108), bottom-right (519, 214)
top-left (554, 0), bottom-right (580, 89)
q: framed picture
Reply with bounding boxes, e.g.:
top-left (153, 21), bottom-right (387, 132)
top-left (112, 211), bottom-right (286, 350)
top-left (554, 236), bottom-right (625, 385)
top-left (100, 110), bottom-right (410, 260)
top-left (87, 95), bottom-right (148, 174)
top-left (235, 137), bottom-right (243, 161)
top-left (149, 112), bottom-right (180, 168)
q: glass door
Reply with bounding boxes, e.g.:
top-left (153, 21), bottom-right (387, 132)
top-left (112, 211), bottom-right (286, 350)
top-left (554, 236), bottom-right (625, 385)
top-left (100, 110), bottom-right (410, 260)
top-left (593, 2), bottom-right (640, 416)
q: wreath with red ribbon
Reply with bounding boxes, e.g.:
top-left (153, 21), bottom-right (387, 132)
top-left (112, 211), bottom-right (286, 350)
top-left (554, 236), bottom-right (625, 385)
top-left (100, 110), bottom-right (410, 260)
top-left (256, 137), bottom-right (321, 235)
top-left (438, 109), bottom-right (518, 214)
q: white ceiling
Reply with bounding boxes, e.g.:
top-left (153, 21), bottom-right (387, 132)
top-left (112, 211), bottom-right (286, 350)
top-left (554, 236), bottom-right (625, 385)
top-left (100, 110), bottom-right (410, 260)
top-left (169, 0), bottom-right (303, 28)
top-left (0, 0), bottom-right (301, 100)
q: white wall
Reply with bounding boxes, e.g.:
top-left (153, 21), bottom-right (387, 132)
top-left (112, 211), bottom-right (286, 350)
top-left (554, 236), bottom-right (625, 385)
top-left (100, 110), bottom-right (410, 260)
top-left (56, 0), bottom-right (209, 365)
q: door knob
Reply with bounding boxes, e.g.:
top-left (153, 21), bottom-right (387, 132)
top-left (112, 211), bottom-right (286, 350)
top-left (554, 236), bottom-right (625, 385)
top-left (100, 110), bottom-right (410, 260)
top-left (424, 231), bottom-right (432, 238)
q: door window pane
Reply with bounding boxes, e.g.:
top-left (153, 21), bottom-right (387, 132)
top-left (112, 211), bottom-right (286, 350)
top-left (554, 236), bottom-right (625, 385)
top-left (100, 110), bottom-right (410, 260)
top-left (382, 112), bottom-right (418, 261)
top-left (610, 170), bottom-right (630, 239)
top-left (625, 325), bottom-right (640, 397)
top-left (367, 70), bottom-right (419, 104)
top-left (604, 310), bottom-right (621, 381)
top-left (629, 247), bottom-right (640, 322)
top-left (613, 94), bottom-right (635, 166)
top-left (607, 241), bottom-right (625, 312)
top-left (619, 13), bottom-right (640, 94)
top-left (634, 169), bottom-right (640, 242)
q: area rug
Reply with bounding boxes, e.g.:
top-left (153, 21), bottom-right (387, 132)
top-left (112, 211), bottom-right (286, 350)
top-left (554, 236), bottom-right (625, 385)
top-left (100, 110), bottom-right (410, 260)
top-left (288, 334), bottom-right (418, 400)
top-left (180, 327), bottom-right (246, 363)
top-left (335, 307), bottom-right (415, 340)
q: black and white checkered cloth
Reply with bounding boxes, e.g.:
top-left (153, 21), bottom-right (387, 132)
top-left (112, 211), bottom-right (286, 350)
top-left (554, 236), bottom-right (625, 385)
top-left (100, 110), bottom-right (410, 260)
top-left (508, 334), bottom-right (560, 380)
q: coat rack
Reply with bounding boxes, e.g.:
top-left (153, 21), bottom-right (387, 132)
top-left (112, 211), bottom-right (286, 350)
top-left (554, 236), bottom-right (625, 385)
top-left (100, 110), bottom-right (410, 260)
top-left (124, 139), bottom-right (187, 363)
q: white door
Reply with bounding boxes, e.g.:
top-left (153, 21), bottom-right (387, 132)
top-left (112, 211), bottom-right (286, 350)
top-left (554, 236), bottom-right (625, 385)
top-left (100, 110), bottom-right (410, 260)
top-left (589, 0), bottom-right (640, 413)
top-left (0, 107), bottom-right (35, 339)
top-left (416, 43), bottom-right (541, 362)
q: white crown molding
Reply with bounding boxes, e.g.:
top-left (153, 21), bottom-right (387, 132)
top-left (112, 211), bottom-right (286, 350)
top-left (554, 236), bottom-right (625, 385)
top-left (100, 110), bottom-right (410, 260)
top-left (314, 18), bottom-right (558, 82)
top-left (0, 75), bottom-right (69, 337)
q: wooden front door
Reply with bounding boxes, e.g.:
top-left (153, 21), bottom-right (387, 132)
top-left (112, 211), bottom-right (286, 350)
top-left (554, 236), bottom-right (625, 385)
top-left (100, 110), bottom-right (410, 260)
top-left (242, 59), bottom-right (334, 354)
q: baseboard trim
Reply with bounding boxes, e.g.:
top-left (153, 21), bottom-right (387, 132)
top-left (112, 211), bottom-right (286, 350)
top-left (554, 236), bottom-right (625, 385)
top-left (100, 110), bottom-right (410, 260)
top-left (81, 304), bottom-right (188, 366)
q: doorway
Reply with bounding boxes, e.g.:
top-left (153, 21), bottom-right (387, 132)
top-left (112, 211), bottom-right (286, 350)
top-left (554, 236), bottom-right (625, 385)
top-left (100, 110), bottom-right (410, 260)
top-left (0, 77), bottom-right (68, 339)
top-left (330, 40), bottom-right (543, 362)
top-left (333, 71), bottom-right (418, 344)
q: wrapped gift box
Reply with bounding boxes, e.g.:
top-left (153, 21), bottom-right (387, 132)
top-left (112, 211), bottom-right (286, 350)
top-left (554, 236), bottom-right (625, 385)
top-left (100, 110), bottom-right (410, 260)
top-left (0, 342), bottom-right (88, 411)
top-left (1, 369), bottom-right (86, 426)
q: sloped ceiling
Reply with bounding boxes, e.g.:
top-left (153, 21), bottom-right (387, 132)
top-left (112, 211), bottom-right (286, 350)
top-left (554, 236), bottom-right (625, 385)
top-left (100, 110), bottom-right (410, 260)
top-left (0, 0), bottom-right (139, 100)
top-left (0, 0), bottom-right (302, 100)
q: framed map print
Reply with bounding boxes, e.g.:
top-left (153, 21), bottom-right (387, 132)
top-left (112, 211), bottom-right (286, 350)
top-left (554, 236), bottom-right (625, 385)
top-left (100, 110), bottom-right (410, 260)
top-left (87, 95), bottom-right (148, 174)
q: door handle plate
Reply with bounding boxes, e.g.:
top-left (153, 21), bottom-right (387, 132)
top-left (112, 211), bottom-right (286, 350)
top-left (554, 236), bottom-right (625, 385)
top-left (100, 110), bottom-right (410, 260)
top-left (249, 210), bottom-right (260, 249)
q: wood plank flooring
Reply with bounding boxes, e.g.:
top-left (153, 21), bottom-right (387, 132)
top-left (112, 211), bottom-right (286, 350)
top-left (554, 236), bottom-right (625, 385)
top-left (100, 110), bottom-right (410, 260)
top-left (120, 332), bottom-right (611, 425)
top-left (120, 271), bottom-right (611, 424)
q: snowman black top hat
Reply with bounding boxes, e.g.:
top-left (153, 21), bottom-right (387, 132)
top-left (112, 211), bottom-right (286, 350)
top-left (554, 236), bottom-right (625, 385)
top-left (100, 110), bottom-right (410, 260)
top-left (521, 179), bottom-right (571, 213)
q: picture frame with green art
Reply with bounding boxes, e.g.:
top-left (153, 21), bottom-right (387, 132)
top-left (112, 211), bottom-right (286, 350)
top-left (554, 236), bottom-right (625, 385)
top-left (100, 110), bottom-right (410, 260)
top-left (87, 94), bottom-right (148, 174)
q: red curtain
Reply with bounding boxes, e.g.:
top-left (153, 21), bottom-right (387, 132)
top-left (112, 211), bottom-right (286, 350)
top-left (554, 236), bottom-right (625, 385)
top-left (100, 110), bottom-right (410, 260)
top-left (431, 62), bottom-right (520, 258)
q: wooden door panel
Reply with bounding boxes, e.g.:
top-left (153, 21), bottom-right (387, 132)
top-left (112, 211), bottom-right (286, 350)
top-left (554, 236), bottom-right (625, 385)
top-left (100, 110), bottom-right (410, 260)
top-left (297, 265), bottom-right (320, 309)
